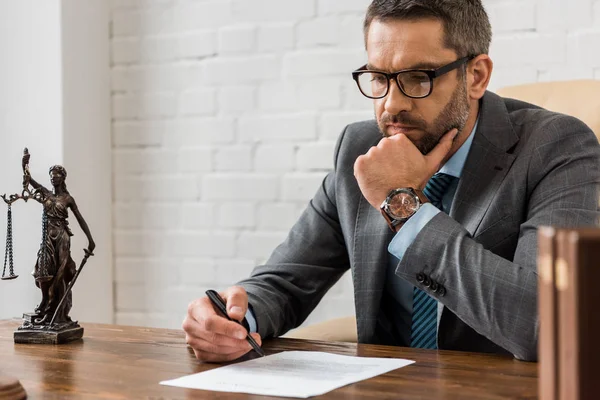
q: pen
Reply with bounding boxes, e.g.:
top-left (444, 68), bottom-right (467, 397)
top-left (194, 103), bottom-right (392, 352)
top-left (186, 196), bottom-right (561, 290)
top-left (205, 289), bottom-right (266, 357)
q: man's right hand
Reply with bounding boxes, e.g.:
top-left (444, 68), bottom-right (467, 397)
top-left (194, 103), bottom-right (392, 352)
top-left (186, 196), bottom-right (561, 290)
top-left (182, 285), bottom-right (262, 362)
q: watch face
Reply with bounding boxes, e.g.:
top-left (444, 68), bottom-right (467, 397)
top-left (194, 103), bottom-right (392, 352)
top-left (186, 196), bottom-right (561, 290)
top-left (387, 190), bottom-right (419, 219)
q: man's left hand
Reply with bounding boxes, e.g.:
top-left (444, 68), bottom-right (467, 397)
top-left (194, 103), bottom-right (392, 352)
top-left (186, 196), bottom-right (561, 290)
top-left (354, 128), bottom-right (458, 210)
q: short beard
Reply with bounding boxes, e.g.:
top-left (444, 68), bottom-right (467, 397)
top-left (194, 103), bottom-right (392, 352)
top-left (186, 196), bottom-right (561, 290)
top-left (378, 77), bottom-right (470, 155)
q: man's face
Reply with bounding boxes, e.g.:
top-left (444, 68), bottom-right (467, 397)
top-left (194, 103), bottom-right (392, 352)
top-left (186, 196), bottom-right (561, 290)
top-left (366, 18), bottom-right (470, 154)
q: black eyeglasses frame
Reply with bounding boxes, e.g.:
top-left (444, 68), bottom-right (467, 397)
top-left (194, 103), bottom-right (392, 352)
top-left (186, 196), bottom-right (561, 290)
top-left (351, 55), bottom-right (476, 100)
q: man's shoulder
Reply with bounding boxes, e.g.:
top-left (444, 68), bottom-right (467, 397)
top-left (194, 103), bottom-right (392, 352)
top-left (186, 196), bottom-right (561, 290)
top-left (340, 119), bottom-right (381, 148)
top-left (500, 95), bottom-right (595, 142)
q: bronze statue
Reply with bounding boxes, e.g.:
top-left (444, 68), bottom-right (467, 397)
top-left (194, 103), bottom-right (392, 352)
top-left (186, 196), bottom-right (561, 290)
top-left (1, 148), bottom-right (95, 344)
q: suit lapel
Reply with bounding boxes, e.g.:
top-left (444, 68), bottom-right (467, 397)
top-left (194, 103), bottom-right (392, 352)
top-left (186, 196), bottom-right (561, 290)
top-left (352, 146), bottom-right (396, 343)
top-left (449, 92), bottom-right (518, 235)
top-left (439, 91), bottom-right (520, 342)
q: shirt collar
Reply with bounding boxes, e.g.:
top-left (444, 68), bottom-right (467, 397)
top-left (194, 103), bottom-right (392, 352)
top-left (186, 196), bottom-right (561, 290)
top-left (439, 117), bottom-right (479, 179)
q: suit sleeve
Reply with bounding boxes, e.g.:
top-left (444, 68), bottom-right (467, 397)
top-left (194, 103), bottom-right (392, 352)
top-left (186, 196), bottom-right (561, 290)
top-left (236, 128), bottom-right (351, 339)
top-left (394, 116), bottom-right (600, 361)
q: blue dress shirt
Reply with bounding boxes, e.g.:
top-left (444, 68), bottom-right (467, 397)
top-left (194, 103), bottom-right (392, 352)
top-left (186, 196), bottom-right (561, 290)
top-left (246, 120), bottom-right (478, 335)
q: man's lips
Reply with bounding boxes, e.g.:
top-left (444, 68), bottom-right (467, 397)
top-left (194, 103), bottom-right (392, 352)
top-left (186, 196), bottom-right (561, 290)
top-left (386, 124), bottom-right (420, 135)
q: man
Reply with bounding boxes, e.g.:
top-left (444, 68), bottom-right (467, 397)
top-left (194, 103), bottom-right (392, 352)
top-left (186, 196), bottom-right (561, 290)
top-left (183, 0), bottom-right (600, 362)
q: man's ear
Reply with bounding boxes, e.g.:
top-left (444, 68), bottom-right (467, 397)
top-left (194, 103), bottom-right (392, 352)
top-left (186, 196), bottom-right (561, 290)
top-left (467, 54), bottom-right (493, 100)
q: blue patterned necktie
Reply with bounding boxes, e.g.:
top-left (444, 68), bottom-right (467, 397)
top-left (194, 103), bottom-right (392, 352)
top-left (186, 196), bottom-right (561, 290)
top-left (410, 172), bottom-right (455, 349)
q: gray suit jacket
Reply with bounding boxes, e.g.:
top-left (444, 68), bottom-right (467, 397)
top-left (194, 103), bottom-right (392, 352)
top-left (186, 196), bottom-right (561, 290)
top-left (238, 91), bottom-right (600, 361)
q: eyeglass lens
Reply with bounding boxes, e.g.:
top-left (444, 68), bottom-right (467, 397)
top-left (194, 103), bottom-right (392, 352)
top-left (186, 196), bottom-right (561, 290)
top-left (357, 71), bottom-right (431, 99)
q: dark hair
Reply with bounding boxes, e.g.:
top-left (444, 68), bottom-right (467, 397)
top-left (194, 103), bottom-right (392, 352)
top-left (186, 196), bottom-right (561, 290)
top-left (364, 0), bottom-right (492, 57)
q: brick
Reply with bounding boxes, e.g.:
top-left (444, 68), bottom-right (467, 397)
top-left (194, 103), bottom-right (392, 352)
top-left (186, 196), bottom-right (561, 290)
top-left (178, 89), bottom-right (216, 116)
top-left (112, 121), bottom-right (164, 147)
top-left (114, 231), bottom-right (166, 257)
top-left (177, 32), bottom-right (217, 59)
top-left (174, 2), bottom-right (233, 31)
top-left (239, 113), bottom-right (317, 143)
top-left (536, 0), bottom-right (567, 33)
top-left (339, 16), bottom-right (366, 49)
top-left (180, 259), bottom-right (217, 285)
top-left (111, 64), bottom-right (203, 92)
top-left (113, 149), bottom-right (179, 174)
top-left (180, 203), bottom-right (215, 229)
top-left (114, 176), bottom-right (143, 202)
top-left (218, 203), bottom-right (256, 228)
top-left (112, 92), bottom-right (177, 119)
top-left (296, 142), bottom-right (336, 171)
top-left (490, 33), bottom-right (566, 67)
top-left (296, 17), bottom-right (340, 48)
top-left (115, 283), bottom-right (147, 311)
top-left (163, 118), bottom-right (235, 148)
top-left (319, 111), bottom-right (373, 140)
top-left (231, 0), bottom-right (315, 22)
top-left (115, 312), bottom-right (176, 329)
top-left (487, 2), bottom-right (536, 33)
top-left (115, 32), bottom-right (216, 63)
top-left (257, 203), bottom-right (302, 230)
top-left (214, 259), bottom-right (257, 285)
top-left (218, 25), bottom-right (256, 54)
top-left (164, 232), bottom-right (237, 258)
top-left (236, 231), bottom-right (288, 259)
top-left (258, 23), bottom-right (294, 52)
top-left (258, 78), bottom-right (342, 111)
top-left (204, 55), bottom-right (281, 85)
top-left (111, 38), bottom-right (141, 64)
top-left (114, 203), bottom-right (182, 230)
top-left (203, 174), bottom-right (279, 200)
top-left (341, 80), bottom-right (374, 110)
top-left (254, 144), bottom-right (295, 172)
top-left (114, 175), bottom-right (199, 201)
top-left (178, 147), bottom-right (213, 173)
top-left (487, 67), bottom-right (538, 92)
top-left (282, 172), bottom-right (328, 201)
top-left (283, 50), bottom-right (365, 77)
top-left (115, 258), bottom-right (179, 285)
top-left (218, 85), bottom-right (255, 113)
top-left (538, 66), bottom-right (594, 82)
top-left (112, 8), bottom-right (175, 37)
top-left (215, 146), bottom-right (253, 172)
top-left (317, 0), bottom-right (370, 15)
top-left (567, 30), bottom-right (600, 68)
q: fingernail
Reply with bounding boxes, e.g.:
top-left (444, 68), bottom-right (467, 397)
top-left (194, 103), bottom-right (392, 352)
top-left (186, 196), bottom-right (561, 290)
top-left (236, 330), bottom-right (246, 339)
top-left (230, 306), bottom-right (243, 315)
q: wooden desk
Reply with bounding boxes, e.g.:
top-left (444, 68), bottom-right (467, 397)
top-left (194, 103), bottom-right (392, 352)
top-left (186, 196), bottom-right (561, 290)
top-left (0, 320), bottom-right (537, 399)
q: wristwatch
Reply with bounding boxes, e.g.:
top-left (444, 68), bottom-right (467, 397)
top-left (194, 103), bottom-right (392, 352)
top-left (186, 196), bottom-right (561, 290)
top-left (380, 188), bottom-right (429, 232)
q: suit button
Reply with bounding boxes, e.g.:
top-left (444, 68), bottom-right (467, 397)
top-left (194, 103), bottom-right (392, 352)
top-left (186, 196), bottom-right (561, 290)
top-left (430, 281), bottom-right (439, 292)
top-left (423, 276), bottom-right (431, 287)
top-left (438, 286), bottom-right (446, 297)
top-left (416, 273), bottom-right (425, 283)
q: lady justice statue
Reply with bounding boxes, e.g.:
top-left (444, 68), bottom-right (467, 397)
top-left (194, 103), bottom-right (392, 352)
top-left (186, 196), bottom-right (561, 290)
top-left (1, 148), bottom-right (95, 344)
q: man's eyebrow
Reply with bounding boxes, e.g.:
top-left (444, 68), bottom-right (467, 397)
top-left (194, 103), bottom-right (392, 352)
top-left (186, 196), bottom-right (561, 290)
top-left (366, 62), bottom-right (442, 71)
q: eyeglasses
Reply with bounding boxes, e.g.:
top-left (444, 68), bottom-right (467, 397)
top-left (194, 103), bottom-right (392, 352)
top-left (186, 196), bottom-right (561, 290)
top-left (351, 56), bottom-right (474, 99)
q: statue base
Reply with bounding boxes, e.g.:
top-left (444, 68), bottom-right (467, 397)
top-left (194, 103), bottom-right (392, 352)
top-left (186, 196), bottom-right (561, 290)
top-left (0, 376), bottom-right (27, 400)
top-left (13, 313), bottom-right (83, 344)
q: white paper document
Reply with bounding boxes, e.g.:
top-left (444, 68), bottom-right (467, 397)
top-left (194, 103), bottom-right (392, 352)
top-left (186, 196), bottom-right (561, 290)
top-left (160, 351), bottom-right (414, 398)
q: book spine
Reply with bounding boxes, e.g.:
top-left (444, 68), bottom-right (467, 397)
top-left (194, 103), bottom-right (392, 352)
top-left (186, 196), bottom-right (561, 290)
top-left (538, 226), bottom-right (557, 400)
top-left (557, 230), bottom-right (578, 400)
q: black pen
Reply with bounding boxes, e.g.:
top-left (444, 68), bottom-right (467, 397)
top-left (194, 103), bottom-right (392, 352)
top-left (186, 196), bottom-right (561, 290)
top-left (205, 289), bottom-right (265, 357)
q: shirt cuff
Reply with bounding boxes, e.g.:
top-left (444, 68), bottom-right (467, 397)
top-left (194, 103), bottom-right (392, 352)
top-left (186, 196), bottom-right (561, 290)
top-left (245, 308), bottom-right (258, 333)
top-left (388, 203), bottom-right (441, 262)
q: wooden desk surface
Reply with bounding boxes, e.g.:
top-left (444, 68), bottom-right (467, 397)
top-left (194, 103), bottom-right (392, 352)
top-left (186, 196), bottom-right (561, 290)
top-left (0, 320), bottom-right (537, 399)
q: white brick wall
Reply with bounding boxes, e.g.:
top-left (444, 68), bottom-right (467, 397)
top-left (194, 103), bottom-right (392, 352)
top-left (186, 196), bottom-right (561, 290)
top-left (110, 0), bottom-right (600, 330)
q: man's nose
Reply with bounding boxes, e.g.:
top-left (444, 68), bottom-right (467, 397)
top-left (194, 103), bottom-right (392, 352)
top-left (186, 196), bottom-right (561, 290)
top-left (384, 79), bottom-right (412, 115)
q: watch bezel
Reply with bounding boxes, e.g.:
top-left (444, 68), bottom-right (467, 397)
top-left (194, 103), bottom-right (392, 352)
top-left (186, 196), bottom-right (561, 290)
top-left (380, 188), bottom-right (421, 222)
